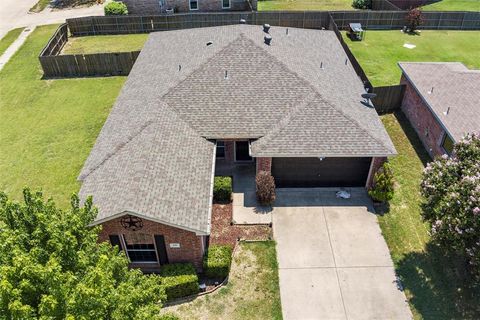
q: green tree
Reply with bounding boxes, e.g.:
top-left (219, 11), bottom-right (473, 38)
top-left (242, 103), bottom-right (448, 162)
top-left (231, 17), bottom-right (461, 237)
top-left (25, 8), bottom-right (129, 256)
top-left (421, 133), bottom-right (480, 283)
top-left (368, 162), bottom-right (394, 203)
top-left (0, 188), bottom-right (166, 319)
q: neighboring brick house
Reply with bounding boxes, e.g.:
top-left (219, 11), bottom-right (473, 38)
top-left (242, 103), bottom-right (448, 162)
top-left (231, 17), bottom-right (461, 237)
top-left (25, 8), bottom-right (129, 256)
top-left (122, 0), bottom-right (256, 15)
top-left (399, 62), bottom-right (480, 158)
top-left (79, 25), bottom-right (396, 273)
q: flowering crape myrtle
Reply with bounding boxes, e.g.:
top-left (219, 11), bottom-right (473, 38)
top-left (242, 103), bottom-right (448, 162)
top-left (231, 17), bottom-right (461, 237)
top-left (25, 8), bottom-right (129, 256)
top-left (421, 133), bottom-right (480, 282)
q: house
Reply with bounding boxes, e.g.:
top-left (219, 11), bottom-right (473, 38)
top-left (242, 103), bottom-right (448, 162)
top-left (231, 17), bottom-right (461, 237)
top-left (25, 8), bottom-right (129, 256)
top-left (121, 0), bottom-right (256, 15)
top-left (79, 25), bottom-right (396, 272)
top-left (399, 62), bottom-right (480, 158)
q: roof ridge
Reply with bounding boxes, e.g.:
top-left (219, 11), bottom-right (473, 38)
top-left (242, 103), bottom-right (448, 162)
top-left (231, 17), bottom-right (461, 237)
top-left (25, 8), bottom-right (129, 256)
top-left (79, 120), bottom-right (155, 180)
top-left (253, 92), bottom-right (318, 149)
top-left (243, 36), bottom-right (394, 153)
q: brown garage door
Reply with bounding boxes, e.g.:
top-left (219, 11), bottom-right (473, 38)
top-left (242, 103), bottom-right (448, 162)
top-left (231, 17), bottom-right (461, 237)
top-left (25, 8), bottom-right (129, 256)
top-left (272, 157), bottom-right (372, 187)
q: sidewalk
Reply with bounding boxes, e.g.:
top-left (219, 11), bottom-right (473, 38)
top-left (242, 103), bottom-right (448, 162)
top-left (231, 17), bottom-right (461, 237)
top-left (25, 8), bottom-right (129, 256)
top-left (0, 27), bottom-right (35, 72)
top-left (0, 0), bottom-right (103, 39)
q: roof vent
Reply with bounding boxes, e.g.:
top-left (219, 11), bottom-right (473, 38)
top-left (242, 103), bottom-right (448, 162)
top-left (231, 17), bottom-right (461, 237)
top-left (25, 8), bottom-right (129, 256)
top-left (428, 86), bottom-right (434, 94)
top-left (286, 28), bottom-right (289, 35)
top-left (178, 64), bottom-right (181, 71)
top-left (224, 70), bottom-right (228, 79)
top-left (206, 41), bottom-right (213, 46)
top-left (264, 34), bottom-right (272, 45)
top-left (320, 62), bottom-right (324, 69)
top-left (443, 106), bottom-right (451, 115)
top-left (263, 24), bottom-right (271, 33)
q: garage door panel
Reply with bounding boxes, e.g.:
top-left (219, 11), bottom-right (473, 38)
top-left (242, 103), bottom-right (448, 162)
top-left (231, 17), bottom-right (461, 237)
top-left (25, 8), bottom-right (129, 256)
top-left (272, 157), bottom-right (371, 187)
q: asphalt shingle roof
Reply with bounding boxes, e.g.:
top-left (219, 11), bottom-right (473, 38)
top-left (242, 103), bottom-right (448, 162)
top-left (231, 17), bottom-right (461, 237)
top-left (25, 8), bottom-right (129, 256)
top-left (79, 25), bottom-right (396, 233)
top-left (399, 62), bottom-right (480, 142)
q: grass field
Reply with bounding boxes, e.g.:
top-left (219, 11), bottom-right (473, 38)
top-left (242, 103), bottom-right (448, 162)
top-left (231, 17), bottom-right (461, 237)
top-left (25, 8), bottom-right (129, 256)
top-left (0, 25), bottom-right (125, 207)
top-left (379, 113), bottom-right (480, 319)
top-left (163, 241), bottom-right (282, 320)
top-left (62, 34), bottom-right (149, 55)
top-left (258, 0), bottom-right (352, 10)
top-left (422, 0), bottom-right (480, 11)
top-left (29, 0), bottom-right (51, 12)
top-left (0, 28), bottom-right (24, 57)
top-left (344, 30), bottom-right (480, 86)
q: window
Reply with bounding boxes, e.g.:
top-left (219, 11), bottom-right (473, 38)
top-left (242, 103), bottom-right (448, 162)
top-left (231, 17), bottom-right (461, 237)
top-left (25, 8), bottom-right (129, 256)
top-left (216, 141), bottom-right (225, 159)
top-left (441, 133), bottom-right (454, 155)
top-left (189, 0), bottom-right (198, 10)
top-left (122, 234), bottom-right (158, 263)
top-left (222, 0), bottom-right (230, 8)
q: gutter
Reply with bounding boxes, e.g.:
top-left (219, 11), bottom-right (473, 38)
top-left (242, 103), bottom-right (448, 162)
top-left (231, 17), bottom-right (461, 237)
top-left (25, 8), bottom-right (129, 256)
top-left (206, 142), bottom-right (217, 235)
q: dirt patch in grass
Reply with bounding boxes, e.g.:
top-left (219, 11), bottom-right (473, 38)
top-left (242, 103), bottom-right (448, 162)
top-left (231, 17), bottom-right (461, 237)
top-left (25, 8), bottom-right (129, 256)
top-left (210, 204), bottom-right (272, 246)
top-left (162, 241), bottom-right (282, 320)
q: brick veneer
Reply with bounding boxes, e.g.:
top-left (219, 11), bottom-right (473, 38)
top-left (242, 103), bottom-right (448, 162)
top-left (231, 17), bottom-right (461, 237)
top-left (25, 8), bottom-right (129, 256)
top-left (256, 157), bottom-right (272, 174)
top-left (400, 74), bottom-right (446, 158)
top-left (99, 215), bottom-right (205, 271)
top-left (122, 0), bottom-right (251, 14)
top-left (366, 157), bottom-right (387, 189)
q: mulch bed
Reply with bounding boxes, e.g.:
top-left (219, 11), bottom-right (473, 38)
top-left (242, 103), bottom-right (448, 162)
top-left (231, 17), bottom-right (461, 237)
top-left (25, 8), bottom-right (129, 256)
top-left (209, 203), bottom-right (272, 247)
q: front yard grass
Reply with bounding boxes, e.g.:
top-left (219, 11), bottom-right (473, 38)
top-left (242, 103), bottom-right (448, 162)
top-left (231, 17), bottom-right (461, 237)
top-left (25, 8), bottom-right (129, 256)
top-left (379, 112), bottom-right (480, 319)
top-left (61, 34), bottom-right (149, 54)
top-left (258, 0), bottom-right (352, 11)
top-left (162, 241), bottom-right (282, 320)
top-left (422, 0), bottom-right (480, 11)
top-left (0, 25), bottom-right (125, 207)
top-left (343, 30), bottom-right (480, 86)
top-left (0, 28), bottom-right (24, 56)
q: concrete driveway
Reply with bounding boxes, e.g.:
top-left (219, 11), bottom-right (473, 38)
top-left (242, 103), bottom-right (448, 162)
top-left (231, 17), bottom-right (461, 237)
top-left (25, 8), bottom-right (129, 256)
top-left (273, 188), bottom-right (412, 320)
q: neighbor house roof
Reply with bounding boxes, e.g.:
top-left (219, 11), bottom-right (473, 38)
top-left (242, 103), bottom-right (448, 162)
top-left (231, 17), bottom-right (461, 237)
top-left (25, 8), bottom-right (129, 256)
top-left (79, 25), bottom-right (396, 234)
top-left (399, 62), bottom-right (480, 142)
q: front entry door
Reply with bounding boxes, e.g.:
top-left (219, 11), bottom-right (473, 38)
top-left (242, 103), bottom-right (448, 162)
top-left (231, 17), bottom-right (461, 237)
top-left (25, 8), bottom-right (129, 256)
top-left (235, 141), bottom-right (252, 162)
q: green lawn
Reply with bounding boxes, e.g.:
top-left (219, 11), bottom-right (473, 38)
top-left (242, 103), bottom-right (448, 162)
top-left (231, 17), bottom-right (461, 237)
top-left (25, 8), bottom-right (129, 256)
top-left (30, 0), bottom-right (51, 12)
top-left (61, 34), bottom-right (149, 55)
top-left (422, 0), bottom-right (480, 11)
top-left (379, 113), bottom-right (480, 319)
top-left (0, 25), bottom-right (125, 207)
top-left (344, 30), bottom-right (480, 86)
top-left (0, 28), bottom-right (24, 57)
top-left (258, 0), bottom-right (352, 10)
top-left (163, 241), bottom-right (282, 320)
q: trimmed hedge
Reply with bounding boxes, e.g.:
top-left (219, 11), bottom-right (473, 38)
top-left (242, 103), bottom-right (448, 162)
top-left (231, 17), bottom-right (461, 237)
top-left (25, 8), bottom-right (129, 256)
top-left (160, 263), bottom-right (199, 300)
top-left (213, 176), bottom-right (232, 203)
top-left (104, 1), bottom-right (128, 15)
top-left (203, 245), bottom-right (233, 278)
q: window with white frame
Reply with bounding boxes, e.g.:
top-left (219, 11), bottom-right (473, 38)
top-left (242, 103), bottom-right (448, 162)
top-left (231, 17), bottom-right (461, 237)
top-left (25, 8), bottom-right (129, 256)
top-left (189, 0), bottom-right (198, 10)
top-left (122, 234), bottom-right (158, 263)
top-left (222, 0), bottom-right (230, 8)
top-left (216, 141), bottom-right (225, 158)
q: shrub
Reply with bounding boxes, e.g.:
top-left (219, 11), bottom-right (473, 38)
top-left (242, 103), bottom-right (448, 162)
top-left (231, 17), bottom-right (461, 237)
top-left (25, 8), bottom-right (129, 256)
top-left (368, 162), bottom-right (394, 203)
top-left (405, 8), bottom-right (424, 32)
top-left (213, 176), bottom-right (232, 203)
top-left (104, 1), bottom-right (128, 15)
top-left (352, 0), bottom-right (371, 9)
top-left (203, 245), bottom-right (233, 278)
top-left (256, 171), bottom-right (276, 205)
top-left (421, 133), bottom-right (480, 284)
top-left (160, 263), bottom-right (199, 300)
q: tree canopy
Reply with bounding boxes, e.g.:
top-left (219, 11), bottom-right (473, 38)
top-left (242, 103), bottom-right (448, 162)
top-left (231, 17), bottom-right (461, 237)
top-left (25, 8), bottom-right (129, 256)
top-left (0, 189), bottom-right (166, 319)
top-left (421, 133), bottom-right (480, 283)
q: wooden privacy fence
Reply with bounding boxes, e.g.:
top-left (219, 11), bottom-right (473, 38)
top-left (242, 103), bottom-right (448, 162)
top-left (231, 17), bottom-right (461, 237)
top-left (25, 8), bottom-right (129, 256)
top-left (331, 10), bottom-right (480, 30)
top-left (371, 0), bottom-right (401, 11)
top-left (67, 11), bottom-right (331, 36)
top-left (39, 51), bottom-right (141, 77)
top-left (67, 10), bottom-right (480, 36)
top-left (39, 23), bottom-right (141, 77)
top-left (372, 85), bottom-right (406, 113)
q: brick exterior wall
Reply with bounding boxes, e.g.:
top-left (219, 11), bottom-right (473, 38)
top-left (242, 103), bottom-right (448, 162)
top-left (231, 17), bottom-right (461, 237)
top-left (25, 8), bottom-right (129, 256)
top-left (366, 157), bottom-right (387, 189)
top-left (256, 157), bottom-right (272, 174)
top-left (122, 0), bottom-right (251, 14)
top-left (400, 74), bottom-right (446, 158)
top-left (99, 215), bottom-right (205, 271)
